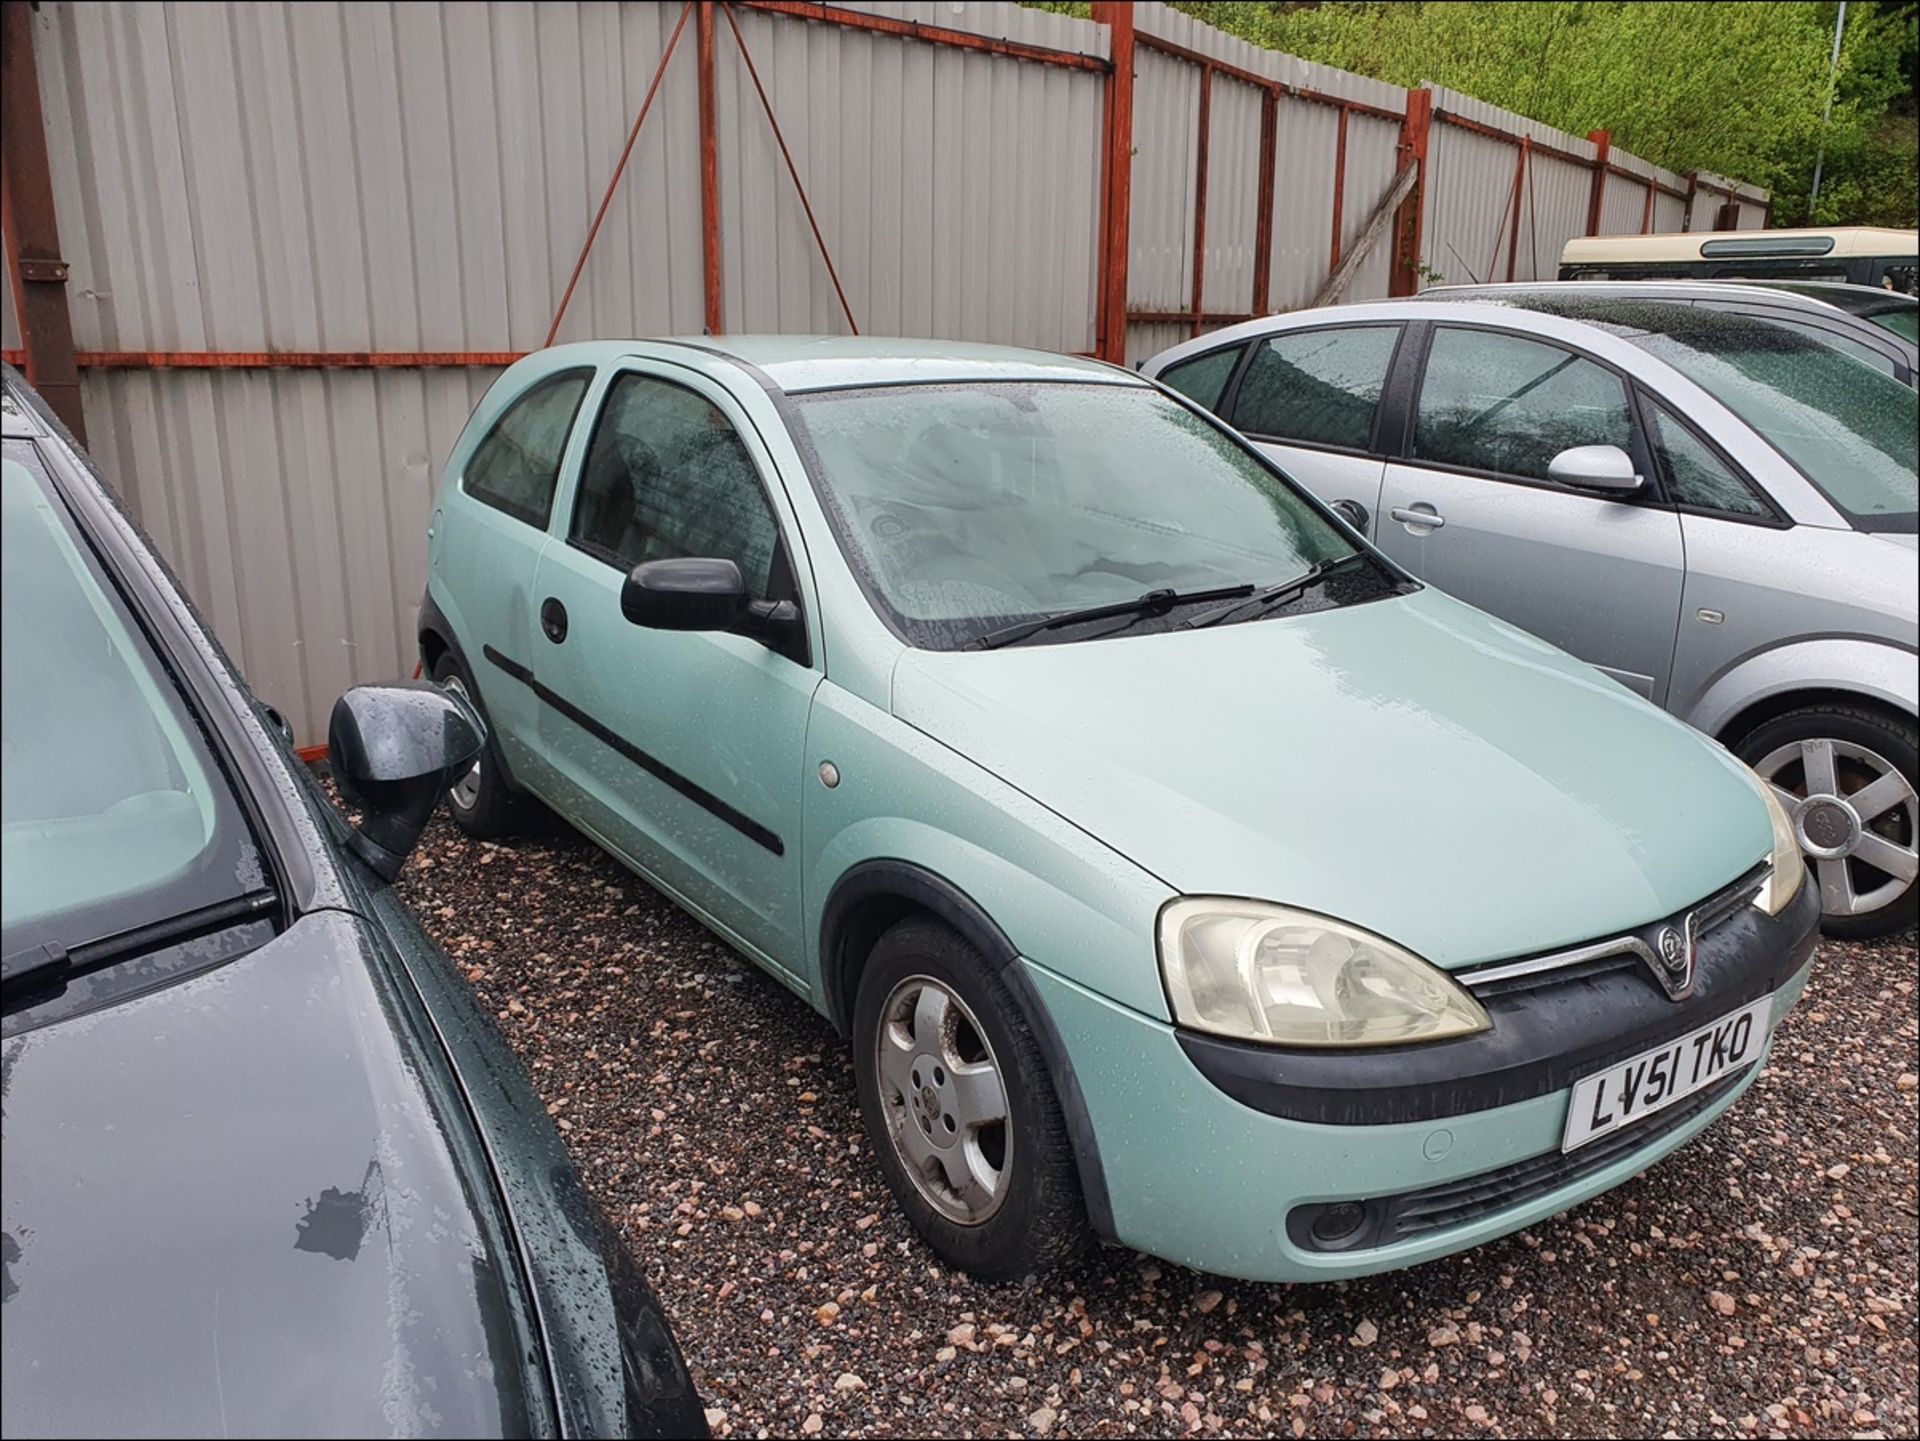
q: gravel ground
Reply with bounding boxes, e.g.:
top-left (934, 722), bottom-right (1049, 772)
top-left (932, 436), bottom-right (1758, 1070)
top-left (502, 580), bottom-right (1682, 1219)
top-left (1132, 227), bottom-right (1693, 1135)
top-left (395, 813), bottom-right (1918, 1440)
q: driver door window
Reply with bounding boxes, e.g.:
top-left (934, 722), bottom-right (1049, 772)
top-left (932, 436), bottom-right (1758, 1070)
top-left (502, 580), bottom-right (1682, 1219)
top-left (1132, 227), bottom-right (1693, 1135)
top-left (1413, 328), bottom-right (1633, 483)
top-left (570, 374), bottom-right (780, 596)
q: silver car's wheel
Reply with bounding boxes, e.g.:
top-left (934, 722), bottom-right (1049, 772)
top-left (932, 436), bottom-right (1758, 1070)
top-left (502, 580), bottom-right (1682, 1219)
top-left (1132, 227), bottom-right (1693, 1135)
top-left (439, 673), bottom-right (484, 814)
top-left (1756, 736), bottom-right (1919, 920)
top-left (873, 975), bottom-right (1011, 1226)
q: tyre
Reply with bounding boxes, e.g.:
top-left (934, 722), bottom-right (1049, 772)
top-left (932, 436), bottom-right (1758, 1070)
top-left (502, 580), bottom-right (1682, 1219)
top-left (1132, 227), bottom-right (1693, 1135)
top-left (1735, 703), bottom-right (1918, 940)
top-left (431, 652), bottom-right (534, 839)
top-left (851, 917), bottom-right (1089, 1281)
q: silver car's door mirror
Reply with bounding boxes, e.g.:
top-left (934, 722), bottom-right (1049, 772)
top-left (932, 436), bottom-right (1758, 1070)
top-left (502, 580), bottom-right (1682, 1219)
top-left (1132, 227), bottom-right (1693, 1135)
top-left (1547, 444), bottom-right (1646, 496)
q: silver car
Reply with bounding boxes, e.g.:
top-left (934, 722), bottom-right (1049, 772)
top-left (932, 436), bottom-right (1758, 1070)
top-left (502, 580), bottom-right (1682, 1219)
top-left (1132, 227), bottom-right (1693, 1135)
top-left (1143, 297), bottom-right (1918, 937)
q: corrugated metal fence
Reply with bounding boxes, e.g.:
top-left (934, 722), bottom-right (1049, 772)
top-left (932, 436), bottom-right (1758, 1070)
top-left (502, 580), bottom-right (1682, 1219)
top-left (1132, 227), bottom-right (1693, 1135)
top-left (2, 0), bottom-right (1767, 744)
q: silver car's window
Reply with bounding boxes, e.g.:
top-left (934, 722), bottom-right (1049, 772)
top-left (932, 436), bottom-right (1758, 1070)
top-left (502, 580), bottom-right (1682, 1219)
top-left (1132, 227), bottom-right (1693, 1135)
top-left (1157, 346), bottom-right (1243, 411)
top-left (464, 370), bottom-right (591, 529)
top-left (571, 374), bottom-right (778, 597)
top-left (1229, 326), bottom-right (1400, 450)
top-left (1632, 327), bottom-right (1918, 530)
top-left (788, 381), bottom-right (1353, 650)
top-left (1414, 328), bottom-right (1633, 482)
top-left (1645, 401), bottom-right (1770, 518)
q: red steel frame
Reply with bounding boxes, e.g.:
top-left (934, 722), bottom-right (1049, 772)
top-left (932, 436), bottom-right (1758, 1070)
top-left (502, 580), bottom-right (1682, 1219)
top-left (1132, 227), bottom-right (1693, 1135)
top-left (2, 0), bottom-right (85, 440)
top-left (1091, 1), bottom-right (1133, 362)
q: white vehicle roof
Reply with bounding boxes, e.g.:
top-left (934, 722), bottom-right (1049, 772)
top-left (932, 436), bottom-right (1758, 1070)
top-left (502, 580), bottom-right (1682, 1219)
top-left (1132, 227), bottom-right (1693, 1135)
top-left (1561, 226), bottom-right (1917, 266)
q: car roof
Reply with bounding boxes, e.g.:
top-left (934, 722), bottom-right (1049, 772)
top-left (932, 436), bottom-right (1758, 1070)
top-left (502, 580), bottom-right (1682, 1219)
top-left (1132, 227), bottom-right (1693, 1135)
top-left (1419, 290), bottom-right (1833, 342)
top-left (534, 335), bottom-right (1141, 393)
top-left (1423, 279), bottom-right (1847, 312)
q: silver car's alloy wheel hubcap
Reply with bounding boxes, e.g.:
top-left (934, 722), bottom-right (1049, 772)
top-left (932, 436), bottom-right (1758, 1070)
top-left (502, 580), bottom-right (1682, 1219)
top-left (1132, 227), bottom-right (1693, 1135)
top-left (1757, 736), bottom-right (1918, 918)
top-left (439, 674), bottom-right (483, 813)
top-left (874, 976), bottom-right (1011, 1225)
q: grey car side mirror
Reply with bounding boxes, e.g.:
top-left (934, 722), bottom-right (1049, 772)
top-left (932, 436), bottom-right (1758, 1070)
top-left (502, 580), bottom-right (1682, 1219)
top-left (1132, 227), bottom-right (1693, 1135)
top-left (328, 682), bottom-right (484, 880)
top-left (1547, 444), bottom-right (1646, 496)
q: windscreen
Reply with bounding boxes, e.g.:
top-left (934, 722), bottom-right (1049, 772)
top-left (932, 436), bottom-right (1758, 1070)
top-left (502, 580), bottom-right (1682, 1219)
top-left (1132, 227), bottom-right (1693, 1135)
top-left (1, 448), bottom-right (266, 958)
top-left (1626, 326), bottom-right (1918, 530)
top-left (787, 381), bottom-right (1354, 649)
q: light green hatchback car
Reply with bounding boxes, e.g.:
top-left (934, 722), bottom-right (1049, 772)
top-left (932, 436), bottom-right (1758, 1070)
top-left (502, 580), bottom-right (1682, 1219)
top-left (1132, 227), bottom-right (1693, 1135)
top-left (419, 337), bottom-right (1820, 1283)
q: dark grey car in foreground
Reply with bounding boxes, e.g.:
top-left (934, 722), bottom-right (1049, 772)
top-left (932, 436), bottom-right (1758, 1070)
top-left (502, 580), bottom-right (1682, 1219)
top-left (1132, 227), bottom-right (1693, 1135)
top-left (0, 371), bottom-right (707, 1438)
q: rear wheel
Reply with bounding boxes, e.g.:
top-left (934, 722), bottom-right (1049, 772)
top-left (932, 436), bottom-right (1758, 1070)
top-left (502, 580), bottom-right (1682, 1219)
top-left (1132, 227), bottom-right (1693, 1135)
top-left (431, 653), bottom-right (534, 839)
top-left (1736, 703), bottom-right (1918, 940)
top-left (851, 918), bottom-right (1089, 1281)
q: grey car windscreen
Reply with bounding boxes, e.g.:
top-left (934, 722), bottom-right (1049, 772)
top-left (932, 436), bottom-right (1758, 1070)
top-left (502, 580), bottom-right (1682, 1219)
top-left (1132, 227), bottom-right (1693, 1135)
top-left (1, 447), bottom-right (267, 960)
top-left (1629, 327), bottom-right (1918, 531)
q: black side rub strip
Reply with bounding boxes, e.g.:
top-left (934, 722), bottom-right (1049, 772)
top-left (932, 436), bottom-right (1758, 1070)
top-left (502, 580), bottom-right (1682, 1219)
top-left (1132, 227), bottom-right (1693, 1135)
top-left (482, 645), bottom-right (783, 856)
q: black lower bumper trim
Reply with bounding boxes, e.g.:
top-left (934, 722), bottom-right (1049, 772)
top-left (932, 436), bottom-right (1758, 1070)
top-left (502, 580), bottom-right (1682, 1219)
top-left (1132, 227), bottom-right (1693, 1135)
top-left (1287, 1064), bottom-right (1752, 1253)
top-left (1177, 874), bottom-right (1818, 1126)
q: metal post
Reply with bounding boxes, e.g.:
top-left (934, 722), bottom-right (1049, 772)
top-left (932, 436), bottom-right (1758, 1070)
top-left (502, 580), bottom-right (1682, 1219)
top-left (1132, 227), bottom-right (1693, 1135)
top-left (1, 0), bottom-right (85, 441)
top-left (1328, 105), bottom-right (1349, 274)
top-left (1092, 1), bottom-right (1134, 362)
top-left (1387, 88), bottom-right (1431, 297)
top-left (1187, 64), bottom-right (1211, 338)
top-left (1505, 136), bottom-right (1528, 282)
top-left (1639, 181), bottom-right (1655, 234)
top-left (1251, 86), bottom-right (1277, 315)
top-left (1585, 129), bottom-right (1610, 236)
top-left (1809, 0), bottom-right (1847, 218)
top-left (697, 1), bottom-right (723, 334)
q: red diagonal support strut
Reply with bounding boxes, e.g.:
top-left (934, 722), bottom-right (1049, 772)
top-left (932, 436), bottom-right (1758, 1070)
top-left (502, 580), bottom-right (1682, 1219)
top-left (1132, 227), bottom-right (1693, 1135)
top-left (722, 2), bottom-right (859, 333)
top-left (546, 1), bottom-right (694, 346)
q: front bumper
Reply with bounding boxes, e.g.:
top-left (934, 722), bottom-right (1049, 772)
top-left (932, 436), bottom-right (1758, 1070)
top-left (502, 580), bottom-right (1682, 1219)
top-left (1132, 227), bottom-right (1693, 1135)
top-left (1030, 876), bottom-right (1819, 1283)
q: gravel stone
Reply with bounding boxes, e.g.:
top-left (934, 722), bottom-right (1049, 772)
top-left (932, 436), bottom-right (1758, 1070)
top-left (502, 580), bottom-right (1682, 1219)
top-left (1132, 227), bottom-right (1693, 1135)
top-left (395, 812), bottom-right (1919, 1438)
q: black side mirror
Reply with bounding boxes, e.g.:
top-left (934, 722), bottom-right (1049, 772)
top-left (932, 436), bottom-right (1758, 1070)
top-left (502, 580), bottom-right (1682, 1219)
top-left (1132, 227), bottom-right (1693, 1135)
top-left (621, 556), bottom-right (799, 640)
top-left (328, 682), bottom-right (483, 881)
top-left (621, 557), bottom-right (751, 631)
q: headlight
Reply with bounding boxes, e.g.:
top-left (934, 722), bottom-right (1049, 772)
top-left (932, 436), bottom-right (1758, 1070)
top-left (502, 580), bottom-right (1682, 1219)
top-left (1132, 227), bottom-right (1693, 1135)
top-left (1157, 899), bottom-right (1490, 1047)
top-left (1750, 770), bottom-right (1807, 915)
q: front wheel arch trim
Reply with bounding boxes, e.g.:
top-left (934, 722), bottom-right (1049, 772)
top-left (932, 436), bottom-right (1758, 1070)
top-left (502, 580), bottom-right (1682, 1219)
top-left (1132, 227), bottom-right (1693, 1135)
top-left (820, 858), bottom-right (1116, 1240)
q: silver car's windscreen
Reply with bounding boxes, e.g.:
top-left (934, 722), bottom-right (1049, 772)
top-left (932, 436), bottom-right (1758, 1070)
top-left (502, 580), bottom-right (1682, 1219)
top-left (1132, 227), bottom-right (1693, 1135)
top-left (784, 381), bottom-right (1355, 650)
top-left (1630, 328), bottom-right (1918, 531)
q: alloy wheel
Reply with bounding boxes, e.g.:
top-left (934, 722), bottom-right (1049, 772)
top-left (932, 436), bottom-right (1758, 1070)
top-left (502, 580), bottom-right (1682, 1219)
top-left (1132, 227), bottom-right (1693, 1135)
top-left (1756, 736), bottom-right (1919, 919)
top-left (438, 673), bottom-right (484, 813)
top-left (873, 975), bottom-right (1012, 1225)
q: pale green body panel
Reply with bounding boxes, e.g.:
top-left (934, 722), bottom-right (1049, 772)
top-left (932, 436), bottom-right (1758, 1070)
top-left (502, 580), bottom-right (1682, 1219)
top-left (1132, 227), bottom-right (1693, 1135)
top-left (1027, 960), bottom-right (1811, 1282)
top-left (426, 338), bottom-right (1805, 1284)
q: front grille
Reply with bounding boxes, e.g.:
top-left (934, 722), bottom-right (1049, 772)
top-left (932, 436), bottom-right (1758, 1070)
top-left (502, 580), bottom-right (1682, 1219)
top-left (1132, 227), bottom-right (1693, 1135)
top-left (1381, 1066), bottom-right (1749, 1241)
top-left (1457, 862), bottom-right (1770, 999)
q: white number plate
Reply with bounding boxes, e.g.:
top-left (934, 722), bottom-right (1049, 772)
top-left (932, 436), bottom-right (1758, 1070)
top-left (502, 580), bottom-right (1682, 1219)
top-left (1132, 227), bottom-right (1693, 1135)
top-left (1562, 995), bottom-right (1771, 1153)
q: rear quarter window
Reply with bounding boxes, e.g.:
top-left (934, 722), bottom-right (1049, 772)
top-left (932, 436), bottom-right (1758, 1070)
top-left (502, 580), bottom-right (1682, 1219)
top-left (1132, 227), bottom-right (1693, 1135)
top-left (463, 370), bottom-right (592, 528)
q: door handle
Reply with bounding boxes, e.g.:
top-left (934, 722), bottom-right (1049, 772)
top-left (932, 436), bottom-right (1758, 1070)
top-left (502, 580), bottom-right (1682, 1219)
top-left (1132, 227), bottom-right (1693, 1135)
top-left (1390, 504), bottom-right (1446, 533)
top-left (540, 596), bottom-right (569, 644)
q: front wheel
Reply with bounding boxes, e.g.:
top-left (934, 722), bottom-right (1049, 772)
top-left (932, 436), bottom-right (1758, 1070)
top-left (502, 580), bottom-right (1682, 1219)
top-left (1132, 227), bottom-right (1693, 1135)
top-left (1736, 703), bottom-right (1918, 940)
top-left (431, 653), bottom-right (535, 839)
top-left (851, 918), bottom-right (1089, 1281)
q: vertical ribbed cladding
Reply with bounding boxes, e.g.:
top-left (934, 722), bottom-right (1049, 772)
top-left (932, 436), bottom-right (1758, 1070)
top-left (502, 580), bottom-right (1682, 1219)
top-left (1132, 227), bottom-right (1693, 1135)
top-left (1420, 86), bottom-right (1599, 286)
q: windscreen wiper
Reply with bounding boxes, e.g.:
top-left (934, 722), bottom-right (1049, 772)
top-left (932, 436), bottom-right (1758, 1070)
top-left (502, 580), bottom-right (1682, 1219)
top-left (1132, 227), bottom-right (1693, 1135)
top-left (972, 583), bottom-right (1255, 651)
top-left (1180, 552), bottom-right (1389, 630)
top-left (2, 889), bottom-right (279, 1004)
